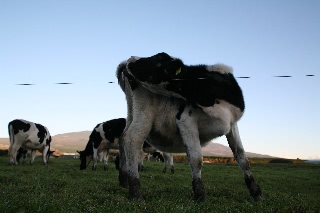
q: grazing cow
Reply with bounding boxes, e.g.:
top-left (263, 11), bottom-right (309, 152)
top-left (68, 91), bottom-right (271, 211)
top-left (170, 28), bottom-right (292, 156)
top-left (8, 119), bottom-right (52, 165)
top-left (117, 52), bottom-right (262, 201)
top-left (78, 118), bottom-right (173, 172)
top-left (77, 118), bottom-right (126, 171)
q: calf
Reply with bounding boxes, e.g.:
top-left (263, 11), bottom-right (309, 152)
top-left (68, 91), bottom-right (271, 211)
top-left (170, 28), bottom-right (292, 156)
top-left (117, 52), bottom-right (262, 201)
top-left (77, 118), bottom-right (126, 171)
top-left (8, 119), bottom-right (52, 165)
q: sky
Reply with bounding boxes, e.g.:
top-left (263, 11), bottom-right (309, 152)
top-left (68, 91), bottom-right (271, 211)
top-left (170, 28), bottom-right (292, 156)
top-left (0, 0), bottom-right (319, 159)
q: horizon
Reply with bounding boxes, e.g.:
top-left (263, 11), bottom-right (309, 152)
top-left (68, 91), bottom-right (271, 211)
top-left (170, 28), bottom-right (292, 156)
top-left (1, 1), bottom-right (319, 160)
top-left (0, 130), bottom-right (318, 160)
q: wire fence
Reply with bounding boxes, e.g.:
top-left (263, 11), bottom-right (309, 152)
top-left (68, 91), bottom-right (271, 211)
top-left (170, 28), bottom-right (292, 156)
top-left (12, 74), bottom-right (316, 85)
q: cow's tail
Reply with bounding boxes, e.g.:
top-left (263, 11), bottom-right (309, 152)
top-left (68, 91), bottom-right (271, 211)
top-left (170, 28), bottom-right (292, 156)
top-left (116, 60), bottom-right (128, 92)
top-left (8, 122), bottom-right (15, 150)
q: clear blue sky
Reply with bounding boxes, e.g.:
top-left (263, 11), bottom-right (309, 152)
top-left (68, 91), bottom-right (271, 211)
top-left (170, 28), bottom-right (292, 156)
top-left (1, 0), bottom-right (319, 159)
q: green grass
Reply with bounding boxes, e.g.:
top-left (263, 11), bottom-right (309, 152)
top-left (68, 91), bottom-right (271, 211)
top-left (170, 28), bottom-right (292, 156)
top-left (0, 156), bottom-right (319, 213)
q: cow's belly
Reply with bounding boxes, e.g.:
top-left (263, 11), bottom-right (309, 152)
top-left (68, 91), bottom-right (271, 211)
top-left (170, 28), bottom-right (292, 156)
top-left (146, 99), bottom-right (234, 153)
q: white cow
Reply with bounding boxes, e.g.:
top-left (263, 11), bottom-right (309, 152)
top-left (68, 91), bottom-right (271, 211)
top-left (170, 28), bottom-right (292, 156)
top-left (116, 52), bottom-right (262, 201)
top-left (8, 119), bottom-right (52, 165)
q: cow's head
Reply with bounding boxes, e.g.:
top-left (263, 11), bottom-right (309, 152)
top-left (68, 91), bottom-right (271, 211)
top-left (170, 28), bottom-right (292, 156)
top-left (77, 150), bottom-right (92, 170)
top-left (126, 52), bottom-right (184, 84)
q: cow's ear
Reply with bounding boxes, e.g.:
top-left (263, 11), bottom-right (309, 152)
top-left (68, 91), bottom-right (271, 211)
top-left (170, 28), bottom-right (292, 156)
top-left (167, 59), bottom-right (184, 78)
top-left (76, 151), bottom-right (81, 154)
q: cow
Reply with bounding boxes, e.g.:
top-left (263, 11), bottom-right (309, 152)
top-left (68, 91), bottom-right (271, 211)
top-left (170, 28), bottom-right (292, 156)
top-left (116, 52), bottom-right (262, 201)
top-left (144, 142), bottom-right (174, 174)
top-left (8, 119), bottom-right (52, 165)
top-left (117, 141), bottom-right (175, 173)
top-left (77, 118), bottom-right (126, 171)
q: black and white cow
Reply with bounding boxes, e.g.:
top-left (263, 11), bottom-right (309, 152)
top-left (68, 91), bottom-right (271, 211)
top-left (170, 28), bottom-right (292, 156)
top-left (77, 118), bottom-right (126, 171)
top-left (8, 119), bottom-right (52, 165)
top-left (117, 52), bottom-right (262, 201)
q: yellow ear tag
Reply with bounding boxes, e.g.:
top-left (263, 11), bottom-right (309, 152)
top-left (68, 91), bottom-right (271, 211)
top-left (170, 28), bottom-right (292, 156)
top-left (175, 67), bottom-right (182, 75)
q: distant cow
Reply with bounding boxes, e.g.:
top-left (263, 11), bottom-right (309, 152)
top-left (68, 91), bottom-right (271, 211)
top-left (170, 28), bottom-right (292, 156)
top-left (117, 52), bottom-right (262, 201)
top-left (77, 118), bottom-right (126, 171)
top-left (8, 119), bottom-right (52, 165)
top-left (143, 142), bottom-right (174, 174)
top-left (115, 141), bottom-right (175, 173)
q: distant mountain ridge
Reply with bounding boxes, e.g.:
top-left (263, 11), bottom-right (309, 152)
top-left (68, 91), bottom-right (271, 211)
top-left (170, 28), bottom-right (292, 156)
top-left (0, 131), bottom-right (274, 158)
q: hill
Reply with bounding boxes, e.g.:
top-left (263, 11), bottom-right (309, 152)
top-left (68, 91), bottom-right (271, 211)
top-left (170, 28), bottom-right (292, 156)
top-left (201, 142), bottom-right (274, 158)
top-left (0, 131), bottom-right (273, 158)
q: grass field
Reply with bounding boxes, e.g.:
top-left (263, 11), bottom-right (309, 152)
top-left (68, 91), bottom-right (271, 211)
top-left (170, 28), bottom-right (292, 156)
top-left (0, 156), bottom-right (319, 213)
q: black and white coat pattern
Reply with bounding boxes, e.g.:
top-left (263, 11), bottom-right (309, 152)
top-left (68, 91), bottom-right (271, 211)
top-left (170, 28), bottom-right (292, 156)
top-left (77, 118), bottom-right (126, 171)
top-left (117, 52), bottom-right (262, 201)
top-left (8, 119), bottom-right (52, 165)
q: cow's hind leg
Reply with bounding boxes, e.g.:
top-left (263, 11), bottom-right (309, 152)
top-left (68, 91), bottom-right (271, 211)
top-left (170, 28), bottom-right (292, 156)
top-left (168, 153), bottom-right (175, 174)
top-left (226, 124), bottom-right (262, 201)
top-left (8, 144), bottom-right (20, 165)
top-left (118, 136), bottom-right (128, 189)
top-left (122, 119), bottom-right (151, 200)
top-left (176, 111), bottom-right (205, 201)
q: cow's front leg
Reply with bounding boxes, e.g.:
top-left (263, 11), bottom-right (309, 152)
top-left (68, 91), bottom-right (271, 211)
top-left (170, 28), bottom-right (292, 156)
top-left (176, 109), bottom-right (205, 201)
top-left (92, 146), bottom-right (98, 171)
top-left (226, 124), bottom-right (262, 201)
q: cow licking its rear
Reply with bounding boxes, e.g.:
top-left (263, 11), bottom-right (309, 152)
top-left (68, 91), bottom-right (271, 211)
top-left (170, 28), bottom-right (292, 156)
top-left (8, 119), bottom-right (52, 165)
top-left (117, 52), bottom-right (262, 201)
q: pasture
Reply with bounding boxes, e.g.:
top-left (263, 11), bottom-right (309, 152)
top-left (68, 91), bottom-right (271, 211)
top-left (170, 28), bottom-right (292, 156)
top-left (0, 156), bottom-right (319, 212)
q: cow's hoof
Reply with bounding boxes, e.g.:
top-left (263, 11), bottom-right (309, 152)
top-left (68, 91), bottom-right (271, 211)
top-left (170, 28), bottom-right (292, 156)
top-left (138, 165), bottom-right (144, 172)
top-left (119, 170), bottom-right (129, 189)
top-left (129, 176), bottom-right (143, 200)
top-left (245, 175), bottom-right (262, 202)
top-left (192, 178), bottom-right (206, 202)
top-left (171, 167), bottom-right (175, 174)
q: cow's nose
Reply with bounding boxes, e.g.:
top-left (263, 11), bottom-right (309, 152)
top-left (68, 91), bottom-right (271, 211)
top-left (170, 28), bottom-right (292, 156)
top-left (128, 56), bottom-right (140, 63)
